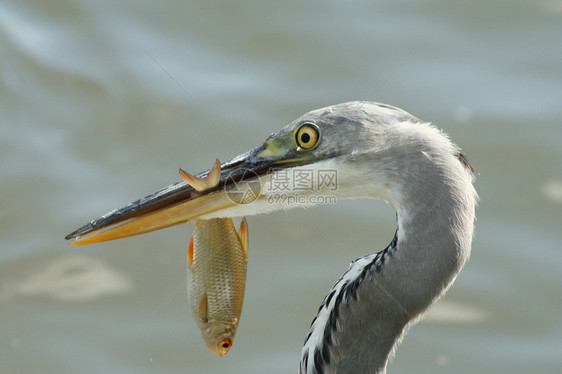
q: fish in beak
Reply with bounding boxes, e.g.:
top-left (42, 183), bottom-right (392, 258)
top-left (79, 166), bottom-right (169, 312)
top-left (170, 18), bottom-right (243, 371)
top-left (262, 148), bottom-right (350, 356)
top-left (65, 120), bottom-right (329, 245)
top-left (181, 160), bottom-right (249, 357)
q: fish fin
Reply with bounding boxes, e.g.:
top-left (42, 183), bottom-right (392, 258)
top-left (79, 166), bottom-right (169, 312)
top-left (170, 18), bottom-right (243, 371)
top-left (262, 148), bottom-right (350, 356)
top-left (237, 217), bottom-right (249, 261)
top-left (207, 159), bottom-right (221, 188)
top-left (179, 159), bottom-right (221, 192)
top-left (187, 234), bottom-right (194, 269)
top-left (198, 292), bottom-right (209, 324)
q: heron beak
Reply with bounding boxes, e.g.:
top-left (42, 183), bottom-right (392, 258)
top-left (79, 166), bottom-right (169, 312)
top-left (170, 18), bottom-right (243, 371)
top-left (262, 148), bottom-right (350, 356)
top-left (65, 136), bottom-right (322, 246)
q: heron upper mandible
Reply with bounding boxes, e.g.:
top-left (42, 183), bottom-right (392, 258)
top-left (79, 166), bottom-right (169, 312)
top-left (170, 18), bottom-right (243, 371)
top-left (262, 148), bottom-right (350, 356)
top-left (66, 101), bottom-right (477, 374)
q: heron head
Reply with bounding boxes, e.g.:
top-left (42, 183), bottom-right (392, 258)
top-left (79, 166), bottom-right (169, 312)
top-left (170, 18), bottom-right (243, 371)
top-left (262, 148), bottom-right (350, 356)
top-left (66, 102), bottom-right (428, 245)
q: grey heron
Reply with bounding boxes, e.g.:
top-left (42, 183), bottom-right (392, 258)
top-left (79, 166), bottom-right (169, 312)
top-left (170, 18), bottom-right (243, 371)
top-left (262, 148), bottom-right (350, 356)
top-left (66, 101), bottom-right (477, 374)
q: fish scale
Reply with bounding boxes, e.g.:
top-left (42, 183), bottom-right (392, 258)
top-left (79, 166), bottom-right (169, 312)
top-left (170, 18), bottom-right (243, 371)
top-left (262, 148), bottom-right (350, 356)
top-left (187, 217), bottom-right (248, 356)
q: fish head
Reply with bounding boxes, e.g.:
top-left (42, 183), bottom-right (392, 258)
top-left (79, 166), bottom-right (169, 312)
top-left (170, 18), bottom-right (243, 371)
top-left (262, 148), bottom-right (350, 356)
top-left (202, 320), bottom-right (237, 356)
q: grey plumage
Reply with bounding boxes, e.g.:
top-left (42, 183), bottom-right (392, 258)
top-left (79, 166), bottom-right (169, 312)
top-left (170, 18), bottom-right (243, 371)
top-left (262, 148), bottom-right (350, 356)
top-left (290, 102), bottom-right (477, 374)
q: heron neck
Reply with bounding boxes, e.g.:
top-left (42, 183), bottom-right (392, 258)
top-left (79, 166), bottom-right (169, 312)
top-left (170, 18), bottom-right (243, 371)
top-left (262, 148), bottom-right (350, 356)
top-left (392, 166), bottom-right (476, 296)
top-left (366, 165), bottom-right (476, 371)
top-left (299, 160), bottom-right (476, 374)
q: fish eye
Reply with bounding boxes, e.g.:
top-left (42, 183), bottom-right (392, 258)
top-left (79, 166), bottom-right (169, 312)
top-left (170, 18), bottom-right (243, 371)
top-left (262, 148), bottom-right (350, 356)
top-left (219, 339), bottom-right (232, 350)
top-left (296, 122), bottom-right (320, 150)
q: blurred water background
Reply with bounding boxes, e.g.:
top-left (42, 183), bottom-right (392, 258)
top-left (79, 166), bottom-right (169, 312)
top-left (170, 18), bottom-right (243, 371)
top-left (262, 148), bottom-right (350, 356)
top-left (1, 1), bottom-right (561, 373)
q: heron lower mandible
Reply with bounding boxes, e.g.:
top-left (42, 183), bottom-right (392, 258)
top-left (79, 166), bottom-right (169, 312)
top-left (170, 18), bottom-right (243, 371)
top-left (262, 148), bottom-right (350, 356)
top-left (66, 101), bottom-right (477, 374)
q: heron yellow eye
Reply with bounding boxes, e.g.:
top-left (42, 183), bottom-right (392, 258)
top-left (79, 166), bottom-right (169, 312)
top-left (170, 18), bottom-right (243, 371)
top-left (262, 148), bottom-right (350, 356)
top-left (296, 123), bottom-right (320, 150)
top-left (219, 339), bottom-right (232, 350)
